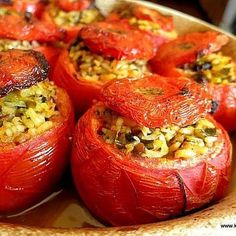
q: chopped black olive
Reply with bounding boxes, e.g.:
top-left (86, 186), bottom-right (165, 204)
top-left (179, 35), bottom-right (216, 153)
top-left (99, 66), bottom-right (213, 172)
top-left (24, 11), bottom-right (33, 23)
top-left (193, 73), bottom-right (207, 84)
top-left (125, 133), bottom-right (136, 142)
top-left (40, 95), bottom-right (47, 103)
top-left (194, 62), bottom-right (212, 71)
top-left (179, 86), bottom-right (192, 97)
top-left (210, 100), bottom-right (219, 114)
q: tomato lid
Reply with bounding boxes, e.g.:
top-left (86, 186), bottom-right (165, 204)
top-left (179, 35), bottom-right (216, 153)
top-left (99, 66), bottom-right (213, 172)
top-left (0, 49), bottom-right (49, 97)
top-left (149, 31), bottom-right (228, 76)
top-left (0, 13), bottom-right (64, 42)
top-left (79, 21), bottom-right (156, 60)
top-left (101, 74), bottom-right (212, 127)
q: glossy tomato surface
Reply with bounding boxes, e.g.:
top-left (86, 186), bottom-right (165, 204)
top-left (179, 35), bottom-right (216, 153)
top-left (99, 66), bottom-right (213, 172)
top-left (71, 104), bottom-right (231, 226)
top-left (101, 75), bottom-right (212, 128)
top-left (79, 21), bottom-right (156, 60)
top-left (53, 49), bottom-right (101, 115)
top-left (0, 87), bottom-right (74, 213)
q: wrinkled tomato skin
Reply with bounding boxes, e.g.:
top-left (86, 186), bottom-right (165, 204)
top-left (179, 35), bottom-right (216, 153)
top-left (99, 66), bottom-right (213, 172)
top-left (208, 83), bottom-right (236, 132)
top-left (0, 87), bottom-right (75, 213)
top-left (56, 0), bottom-right (92, 12)
top-left (53, 49), bottom-right (101, 116)
top-left (71, 105), bottom-right (231, 226)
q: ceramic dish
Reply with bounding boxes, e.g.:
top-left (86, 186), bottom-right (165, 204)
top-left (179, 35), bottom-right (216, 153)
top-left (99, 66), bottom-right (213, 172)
top-left (0, 0), bottom-right (236, 235)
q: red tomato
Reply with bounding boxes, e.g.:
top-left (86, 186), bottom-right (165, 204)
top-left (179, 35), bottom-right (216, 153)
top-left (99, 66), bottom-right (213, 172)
top-left (53, 49), bottom-right (101, 115)
top-left (0, 0), bottom-right (48, 18)
top-left (71, 104), bottom-right (231, 226)
top-left (0, 87), bottom-right (74, 213)
top-left (0, 49), bottom-right (48, 97)
top-left (149, 31), bottom-right (228, 77)
top-left (0, 50), bottom-right (74, 213)
top-left (56, 0), bottom-right (92, 12)
top-left (79, 21), bottom-right (156, 60)
top-left (149, 31), bottom-right (236, 132)
top-left (101, 75), bottom-right (212, 128)
top-left (0, 13), bottom-right (64, 42)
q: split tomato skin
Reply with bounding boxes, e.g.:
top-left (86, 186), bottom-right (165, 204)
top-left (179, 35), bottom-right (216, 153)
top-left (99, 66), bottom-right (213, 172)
top-left (53, 49), bottom-right (101, 115)
top-left (71, 105), bottom-right (231, 226)
top-left (0, 87), bottom-right (75, 213)
top-left (56, 0), bottom-right (92, 12)
top-left (149, 31), bottom-right (228, 77)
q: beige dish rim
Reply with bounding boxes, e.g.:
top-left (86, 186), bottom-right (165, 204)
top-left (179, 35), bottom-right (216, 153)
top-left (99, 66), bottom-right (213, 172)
top-left (1, 0), bottom-right (236, 235)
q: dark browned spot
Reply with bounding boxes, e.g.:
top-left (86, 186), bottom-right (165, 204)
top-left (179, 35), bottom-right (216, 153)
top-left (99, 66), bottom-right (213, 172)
top-left (210, 100), bottom-right (218, 114)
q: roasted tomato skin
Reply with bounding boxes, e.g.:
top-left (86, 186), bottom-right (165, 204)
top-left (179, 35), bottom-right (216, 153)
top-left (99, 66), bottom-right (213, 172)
top-left (101, 75), bottom-right (212, 128)
top-left (0, 87), bottom-right (74, 213)
top-left (53, 49), bottom-right (101, 115)
top-left (71, 105), bottom-right (231, 226)
top-left (79, 21), bottom-right (156, 60)
top-left (149, 31), bottom-right (228, 77)
top-left (56, 0), bottom-right (92, 12)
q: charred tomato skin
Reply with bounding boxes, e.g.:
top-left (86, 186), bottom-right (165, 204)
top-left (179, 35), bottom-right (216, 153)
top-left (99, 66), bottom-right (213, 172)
top-left (71, 104), bottom-right (231, 226)
top-left (0, 87), bottom-right (75, 213)
top-left (79, 21), bottom-right (156, 60)
top-left (52, 48), bottom-right (101, 116)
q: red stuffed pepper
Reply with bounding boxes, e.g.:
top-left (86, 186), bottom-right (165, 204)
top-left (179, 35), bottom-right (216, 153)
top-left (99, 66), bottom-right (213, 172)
top-left (106, 3), bottom-right (177, 49)
top-left (0, 0), bottom-right (48, 18)
top-left (71, 74), bottom-right (231, 226)
top-left (53, 21), bottom-right (155, 115)
top-left (41, 0), bottom-right (103, 43)
top-left (0, 49), bottom-right (74, 213)
top-left (0, 8), bottom-right (64, 76)
top-left (150, 31), bottom-right (236, 132)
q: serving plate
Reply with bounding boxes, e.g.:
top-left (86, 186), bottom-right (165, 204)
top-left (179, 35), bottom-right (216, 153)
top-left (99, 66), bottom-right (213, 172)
top-left (0, 0), bottom-right (236, 235)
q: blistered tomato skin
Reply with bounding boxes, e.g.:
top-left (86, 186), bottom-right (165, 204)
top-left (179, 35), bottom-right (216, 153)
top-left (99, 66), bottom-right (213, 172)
top-left (149, 31), bottom-right (228, 77)
top-left (56, 0), bottom-right (92, 11)
top-left (0, 87), bottom-right (75, 213)
top-left (79, 21), bottom-right (156, 60)
top-left (71, 105), bottom-right (231, 226)
top-left (53, 49), bottom-right (101, 115)
top-left (101, 75), bottom-right (212, 128)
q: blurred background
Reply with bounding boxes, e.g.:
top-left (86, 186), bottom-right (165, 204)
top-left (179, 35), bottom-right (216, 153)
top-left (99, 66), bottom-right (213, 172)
top-left (150, 0), bottom-right (236, 34)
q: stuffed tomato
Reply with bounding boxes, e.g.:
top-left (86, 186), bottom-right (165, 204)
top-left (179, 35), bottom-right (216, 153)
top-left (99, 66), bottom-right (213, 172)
top-left (71, 74), bottom-right (231, 226)
top-left (53, 21), bottom-right (155, 115)
top-left (0, 8), bottom-right (64, 76)
top-left (42, 0), bottom-right (103, 43)
top-left (149, 31), bottom-right (236, 131)
top-left (0, 0), bottom-right (48, 18)
top-left (0, 49), bottom-right (74, 213)
top-left (106, 3), bottom-right (177, 49)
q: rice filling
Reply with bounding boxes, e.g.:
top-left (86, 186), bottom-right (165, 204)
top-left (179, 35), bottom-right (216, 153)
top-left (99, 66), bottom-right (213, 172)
top-left (97, 108), bottom-right (222, 159)
top-left (69, 42), bottom-right (150, 82)
top-left (0, 81), bottom-right (59, 144)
